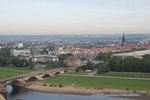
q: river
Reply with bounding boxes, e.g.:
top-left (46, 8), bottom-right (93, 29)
top-left (6, 85), bottom-right (142, 100)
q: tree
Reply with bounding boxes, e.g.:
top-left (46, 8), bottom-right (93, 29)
top-left (58, 53), bottom-right (73, 60)
top-left (46, 61), bottom-right (68, 68)
top-left (96, 52), bottom-right (113, 61)
top-left (109, 56), bottom-right (150, 73)
top-left (97, 62), bottom-right (109, 74)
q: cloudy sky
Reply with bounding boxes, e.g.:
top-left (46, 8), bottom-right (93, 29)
top-left (0, 0), bottom-right (150, 35)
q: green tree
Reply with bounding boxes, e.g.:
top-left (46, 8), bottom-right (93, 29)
top-left (58, 53), bottom-right (73, 60)
top-left (97, 62), bottom-right (109, 74)
top-left (96, 52), bottom-right (113, 61)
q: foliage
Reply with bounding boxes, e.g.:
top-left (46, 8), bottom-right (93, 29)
top-left (58, 53), bottom-right (73, 60)
top-left (46, 61), bottom-right (68, 68)
top-left (59, 83), bottom-right (63, 87)
top-left (143, 54), bottom-right (150, 60)
top-left (96, 52), bottom-right (113, 61)
top-left (110, 56), bottom-right (150, 73)
top-left (0, 47), bottom-right (12, 57)
top-left (76, 61), bottom-right (97, 72)
top-left (0, 48), bottom-right (33, 67)
top-left (96, 51), bottom-right (150, 73)
top-left (97, 62), bottom-right (110, 74)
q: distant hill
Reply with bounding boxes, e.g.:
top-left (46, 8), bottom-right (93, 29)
top-left (0, 34), bottom-right (149, 41)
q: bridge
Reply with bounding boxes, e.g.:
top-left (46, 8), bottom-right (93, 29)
top-left (0, 67), bottom-right (75, 98)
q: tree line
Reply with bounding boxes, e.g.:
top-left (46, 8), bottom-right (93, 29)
top-left (110, 56), bottom-right (150, 72)
top-left (0, 48), bottom-right (33, 67)
top-left (96, 52), bottom-right (150, 73)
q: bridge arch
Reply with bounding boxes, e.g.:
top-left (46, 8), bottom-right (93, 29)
top-left (11, 79), bottom-right (24, 84)
top-left (64, 70), bottom-right (68, 72)
top-left (54, 72), bottom-right (61, 75)
top-left (27, 76), bottom-right (39, 81)
top-left (42, 74), bottom-right (51, 79)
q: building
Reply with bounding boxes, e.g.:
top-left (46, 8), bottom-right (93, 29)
top-left (73, 52), bottom-right (99, 60)
top-left (123, 44), bottom-right (139, 50)
top-left (64, 56), bottom-right (81, 67)
top-left (10, 49), bottom-right (31, 57)
top-left (32, 55), bottom-right (58, 62)
top-left (17, 43), bottom-right (24, 48)
top-left (122, 33), bottom-right (126, 47)
top-left (111, 49), bottom-right (150, 59)
top-left (54, 46), bottom-right (63, 51)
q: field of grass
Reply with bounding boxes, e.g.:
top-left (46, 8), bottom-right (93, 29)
top-left (65, 72), bottom-right (88, 75)
top-left (44, 75), bottom-right (150, 90)
top-left (0, 67), bottom-right (43, 79)
top-left (95, 72), bottom-right (150, 78)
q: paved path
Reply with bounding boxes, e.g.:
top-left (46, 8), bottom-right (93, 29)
top-left (63, 74), bottom-right (150, 81)
top-left (88, 71), bottom-right (97, 76)
top-left (0, 67), bottom-right (75, 83)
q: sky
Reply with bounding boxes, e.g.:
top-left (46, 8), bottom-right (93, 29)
top-left (0, 0), bottom-right (150, 35)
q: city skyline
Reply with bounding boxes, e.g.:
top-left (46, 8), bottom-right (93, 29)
top-left (0, 0), bottom-right (150, 35)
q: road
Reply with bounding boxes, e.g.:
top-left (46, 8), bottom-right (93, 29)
top-left (0, 67), bottom-right (75, 83)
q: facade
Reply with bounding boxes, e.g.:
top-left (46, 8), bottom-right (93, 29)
top-left (64, 56), bottom-right (81, 67)
top-left (17, 43), bottom-right (24, 48)
top-left (32, 55), bottom-right (58, 62)
top-left (54, 46), bottom-right (63, 51)
top-left (111, 49), bottom-right (150, 59)
top-left (10, 49), bottom-right (31, 57)
top-left (73, 52), bottom-right (99, 60)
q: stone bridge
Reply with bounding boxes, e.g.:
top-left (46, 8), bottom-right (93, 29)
top-left (0, 67), bottom-right (75, 99)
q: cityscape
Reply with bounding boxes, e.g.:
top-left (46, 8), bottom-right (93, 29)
top-left (0, 0), bottom-right (150, 100)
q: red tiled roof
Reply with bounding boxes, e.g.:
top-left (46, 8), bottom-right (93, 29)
top-left (142, 46), bottom-right (150, 48)
top-left (91, 48), bottom-right (112, 52)
top-left (123, 44), bottom-right (139, 49)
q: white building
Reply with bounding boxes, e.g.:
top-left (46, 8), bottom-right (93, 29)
top-left (54, 46), bottom-right (63, 51)
top-left (73, 52), bottom-right (99, 59)
top-left (17, 43), bottom-right (24, 48)
top-left (10, 49), bottom-right (31, 57)
top-left (32, 55), bottom-right (59, 62)
top-left (111, 49), bottom-right (150, 59)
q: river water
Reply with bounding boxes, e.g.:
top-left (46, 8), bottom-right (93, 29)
top-left (7, 85), bottom-right (140, 100)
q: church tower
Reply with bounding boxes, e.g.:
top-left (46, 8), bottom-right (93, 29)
top-left (122, 33), bottom-right (126, 47)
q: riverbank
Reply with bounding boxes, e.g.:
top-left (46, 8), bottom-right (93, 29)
top-left (26, 84), bottom-right (150, 100)
top-left (26, 81), bottom-right (150, 95)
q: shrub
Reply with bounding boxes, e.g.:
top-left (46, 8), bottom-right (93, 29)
top-left (59, 83), bottom-right (63, 87)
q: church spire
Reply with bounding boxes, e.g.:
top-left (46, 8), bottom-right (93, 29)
top-left (122, 32), bottom-right (126, 47)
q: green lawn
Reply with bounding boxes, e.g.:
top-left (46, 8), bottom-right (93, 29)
top-left (0, 67), bottom-right (43, 79)
top-left (95, 72), bottom-right (150, 78)
top-left (65, 72), bottom-right (88, 75)
top-left (44, 75), bottom-right (150, 90)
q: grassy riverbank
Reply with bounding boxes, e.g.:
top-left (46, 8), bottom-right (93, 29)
top-left (44, 73), bottom-right (150, 91)
top-left (95, 72), bottom-right (150, 78)
top-left (66, 72), bottom-right (150, 78)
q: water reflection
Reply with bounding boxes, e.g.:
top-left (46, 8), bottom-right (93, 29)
top-left (7, 85), bottom-right (28, 98)
top-left (7, 85), bottom-right (139, 100)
